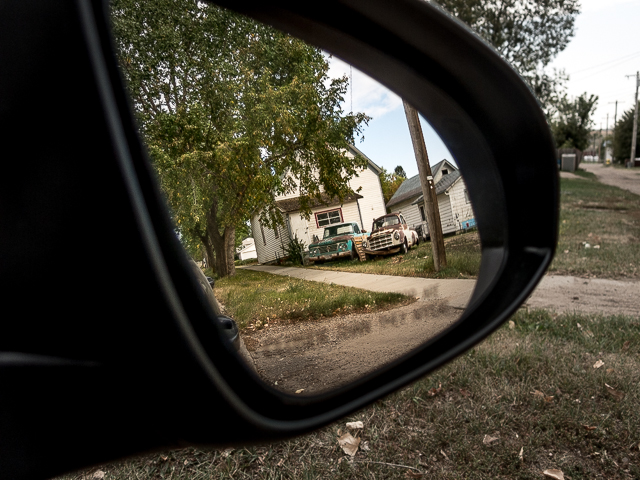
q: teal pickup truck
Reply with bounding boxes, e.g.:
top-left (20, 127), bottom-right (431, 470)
top-left (308, 222), bottom-right (367, 263)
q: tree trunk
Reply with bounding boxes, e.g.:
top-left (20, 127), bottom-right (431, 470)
top-left (403, 100), bottom-right (447, 270)
top-left (206, 202), bottom-right (236, 278)
top-left (200, 234), bottom-right (215, 273)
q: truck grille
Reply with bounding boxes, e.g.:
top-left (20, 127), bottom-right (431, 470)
top-left (369, 233), bottom-right (393, 250)
top-left (317, 245), bottom-right (334, 254)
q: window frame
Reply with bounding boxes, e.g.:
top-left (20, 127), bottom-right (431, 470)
top-left (315, 208), bottom-right (343, 228)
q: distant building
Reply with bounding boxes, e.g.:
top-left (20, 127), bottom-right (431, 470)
top-left (386, 160), bottom-right (475, 237)
top-left (250, 145), bottom-right (386, 264)
top-left (236, 238), bottom-right (257, 261)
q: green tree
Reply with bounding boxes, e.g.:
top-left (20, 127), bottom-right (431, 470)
top-left (393, 165), bottom-right (407, 179)
top-left (111, 0), bottom-right (369, 277)
top-left (379, 167), bottom-right (406, 207)
top-left (613, 103), bottom-right (640, 164)
top-left (436, 0), bottom-right (579, 116)
top-left (551, 93), bottom-right (598, 151)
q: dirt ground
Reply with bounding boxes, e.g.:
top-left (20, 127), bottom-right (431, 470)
top-left (243, 299), bottom-right (462, 395)
top-left (240, 164), bottom-right (640, 395)
top-left (580, 162), bottom-right (640, 196)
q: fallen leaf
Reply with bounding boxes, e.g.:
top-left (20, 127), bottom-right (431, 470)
top-left (483, 434), bottom-right (499, 445)
top-left (605, 383), bottom-right (625, 401)
top-left (295, 389), bottom-right (305, 394)
top-left (221, 449), bottom-right (233, 458)
top-left (459, 388), bottom-right (470, 398)
top-left (621, 341), bottom-right (630, 352)
top-left (582, 425), bottom-right (597, 430)
top-left (428, 383), bottom-right (443, 396)
top-left (518, 447), bottom-right (524, 462)
top-left (92, 471), bottom-right (105, 480)
top-left (440, 450), bottom-right (449, 461)
top-left (509, 320), bottom-right (515, 329)
top-left (593, 360), bottom-right (604, 369)
top-left (346, 421), bottom-right (364, 429)
top-left (543, 468), bottom-right (564, 480)
top-left (338, 432), bottom-right (361, 457)
top-left (361, 441), bottom-right (370, 451)
top-left (606, 368), bottom-right (615, 374)
top-left (532, 390), bottom-right (553, 402)
top-left (277, 458), bottom-right (284, 467)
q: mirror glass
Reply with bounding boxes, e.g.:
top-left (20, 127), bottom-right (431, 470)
top-left (109, 1), bottom-right (480, 395)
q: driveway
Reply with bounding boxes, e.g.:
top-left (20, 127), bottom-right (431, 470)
top-left (242, 264), bottom-right (475, 309)
top-left (580, 162), bottom-right (640, 196)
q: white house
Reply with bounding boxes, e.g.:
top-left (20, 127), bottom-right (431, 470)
top-left (236, 237), bottom-right (257, 261)
top-left (250, 145), bottom-right (387, 264)
top-left (386, 159), bottom-right (475, 237)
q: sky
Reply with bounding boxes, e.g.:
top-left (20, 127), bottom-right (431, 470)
top-left (326, 0), bottom-right (640, 177)
top-left (548, 0), bottom-right (640, 133)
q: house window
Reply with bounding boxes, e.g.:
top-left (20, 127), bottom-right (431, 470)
top-left (419, 205), bottom-right (426, 222)
top-left (464, 189), bottom-right (470, 204)
top-left (260, 224), bottom-right (267, 246)
top-left (315, 208), bottom-right (342, 228)
top-left (274, 226), bottom-right (279, 239)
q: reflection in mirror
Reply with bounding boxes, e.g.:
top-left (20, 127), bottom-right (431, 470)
top-left (109, 1), bottom-right (480, 395)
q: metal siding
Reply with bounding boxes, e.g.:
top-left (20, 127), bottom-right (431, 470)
top-left (348, 166), bottom-right (386, 230)
top-left (447, 177), bottom-right (476, 231)
top-left (250, 214), bottom-right (290, 264)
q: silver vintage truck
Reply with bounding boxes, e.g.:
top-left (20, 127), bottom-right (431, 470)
top-left (363, 213), bottom-right (419, 258)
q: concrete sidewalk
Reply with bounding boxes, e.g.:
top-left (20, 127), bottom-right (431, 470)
top-left (242, 264), bottom-right (476, 310)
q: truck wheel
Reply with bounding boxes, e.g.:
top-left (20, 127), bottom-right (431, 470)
top-left (401, 240), bottom-right (408, 255)
top-left (350, 246), bottom-right (357, 261)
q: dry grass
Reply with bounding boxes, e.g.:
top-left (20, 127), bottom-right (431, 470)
top-left (56, 310), bottom-right (640, 480)
top-left (308, 230), bottom-right (481, 280)
top-left (550, 171), bottom-right (640, 279)
top-left (214, 269), bottom-right (411, 330)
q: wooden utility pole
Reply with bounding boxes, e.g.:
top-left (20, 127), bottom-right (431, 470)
top-left (626, 71), bottom-right (639, 167)
top-left (402, 100), bottom-right (446, 270)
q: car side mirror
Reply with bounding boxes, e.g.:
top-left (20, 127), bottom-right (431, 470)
top-left (0, 0), bottom-right (557, 478)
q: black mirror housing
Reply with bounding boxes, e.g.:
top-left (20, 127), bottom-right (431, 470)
top-left (0, 0), bottom-right (557, 478)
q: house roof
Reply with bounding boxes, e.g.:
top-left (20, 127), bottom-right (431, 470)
top-left (348, 144), bottom-right (383, 174)
top-left (276, 190), bottom-right (363, 213)
top-left (386, 159), bottom-right (456, 209)
top-left (411, 169), bottom-right (462, 205)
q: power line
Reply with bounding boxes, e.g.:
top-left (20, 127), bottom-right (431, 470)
top-left (569, 51), bottom-right (640, 76)
top-left (573, 54), bottom-right (640, 81)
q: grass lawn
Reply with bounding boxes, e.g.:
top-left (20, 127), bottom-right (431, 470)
top-left (302, 169), bottom-right (640, 281)
top-left (58, 309), bottom-right (640, 479)
top-left (550, 171), bottom-right (640, 278)
top-left (214, 269), bottom-right (412, 331)
top-left (308, 230), bottom-right (482, 279)
top-left (56, 170), bottom-right (640, 480)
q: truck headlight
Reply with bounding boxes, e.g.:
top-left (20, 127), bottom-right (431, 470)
top-left (394, 231), bottom-right (400, 240)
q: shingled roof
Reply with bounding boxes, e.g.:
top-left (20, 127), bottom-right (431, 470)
top-left (386, 159), bottom-right (456, 209)
top-left (275, 190), bottom-right (363, 213)
top-left (411, 169), bottom-right (462, 205)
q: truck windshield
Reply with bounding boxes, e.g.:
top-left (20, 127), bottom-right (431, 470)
top-left (323, 224), bottom-right (353, 238)
top-left (373, 216), bottom-right (400, 230)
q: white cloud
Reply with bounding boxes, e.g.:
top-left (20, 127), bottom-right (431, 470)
top-left (326, 56), bottom-right (401, 119)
